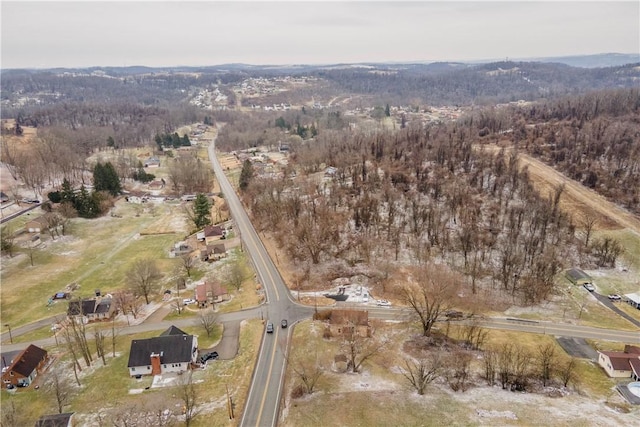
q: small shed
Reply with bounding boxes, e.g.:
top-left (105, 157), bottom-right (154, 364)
top-left (565, 268), bottom-right (592, 286)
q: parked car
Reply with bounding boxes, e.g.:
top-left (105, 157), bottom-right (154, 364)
top-left (183, 298), bottom-right (196, 305)
top-left (444, 310), bottom-right (464, 319)
top-left (281, 319), bottom-right (288, 328)
top-left (583, 283), bottom-right (596, 292)
top-left (376, 299), bottom-right (391, 307)
top-left (608, 294), bottom-right (622, 301)
top-left (266, 322), bottom-right (274, 333)
top-left (362, 293), bottom-right (369, 303)
top-left (199, 351), bottom-right (219, 363)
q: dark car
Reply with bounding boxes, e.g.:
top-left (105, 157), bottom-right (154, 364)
top-left (199, 351), bottom-right (218, 363)
top-left (444, 310), bottom-right (464, 319)
top-left (281, 319), bottom-right (288, 328)
top-left (266, 322), bottom-right (274, 333)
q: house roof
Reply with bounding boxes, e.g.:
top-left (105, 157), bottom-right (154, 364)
top-left (203, 225), bottom-right (224, 237)
top-left (600, 351), bottom-right (639, 371)
top-left (5, 344), bottom-right (47, 377)
top-left (630, 358), bottom-right (640, 377)
top-left (34, 412), bottom-right (74, 427)
top-left (196, 283), bottom-right (207, 302)
top-left (1, 349), bottom-right (23, 369)
top-left (625, 292), bottom-right (640, 304)
top-left (566, 268), bottom-right (591, 282)
top-left (212, 243), bottom-right (226, 254)
top-left (127, 334), bottom-right (195, 368)
top-left (159, 325), bottom-right (188, 336)
top-left (95, 299), bottom-right (112, 314)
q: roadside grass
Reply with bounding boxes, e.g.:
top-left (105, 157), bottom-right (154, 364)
top-left (615, 302), bottom-right (640, 321)
top-left (8, 324), bottom-right (58, 345)
top-left (218, 282), bottom-right (262, 314)
top-left (179, 324), bottom-right (222, 349)
top-left (164, 307), bottom-right (198, 322)
top-left (191, 318), bottom-right (263, 427)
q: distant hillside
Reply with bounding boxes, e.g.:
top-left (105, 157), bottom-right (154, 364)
top-left (519, 53), bottom-right (640, 68)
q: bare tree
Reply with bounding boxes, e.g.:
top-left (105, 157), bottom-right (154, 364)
top-left (558, 357), bottom-right (577, 388)
top-left (199, 309), bottom-right (217, 337)
top-left (444, 350), bottom-right (473, 392)
top-left (581, 213), bottom-right (597, 247)
top-left (225, 256), bottom-right (247, 291)
top-left (181, 254), bottom-right (195, 278)
top-left (285, 346), bottom-right (324, 395)
top-left (114, 291), bottom-right (143, 323)
top-left (459, 320), bottom-right (489, 350)
top-left (67, 315), bottom-right (92, 367)
top-left (94, 327), bottom-right (107, 365)
top-left (402, 352), bottom-right (442, 395)
top-left (47, 371), bottom-right (72, 414)
top-left (482, 348), bottom-right (498, 386)
top-left (340, 323), bottom-right (388, 373)
top-left (126, 258), bottom-right (162, 304)
top-left (172, 298), bottom-right (185, 315)
top-left (402, 264), bottom-right (458, 336)
top-left (537, 343), bottom-right (556, 387)
top-left (178, 372), bottom-right (199, 426)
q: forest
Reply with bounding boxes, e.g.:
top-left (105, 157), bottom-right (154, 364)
top-left (2, 62), bottom-right (638, 308)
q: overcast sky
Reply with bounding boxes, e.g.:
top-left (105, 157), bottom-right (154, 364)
top-left (1, 1), bottom-right (639, 69)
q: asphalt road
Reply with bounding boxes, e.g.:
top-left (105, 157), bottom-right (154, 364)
top-left (208, 134), bottom-right (312, 427)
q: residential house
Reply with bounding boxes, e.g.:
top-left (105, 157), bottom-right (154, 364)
top-left (197, 225), bottom-right (224, 245)
top-left (598, 345), bottom-right (640, 380)
top-left (327, 309), bottom-right (371, 338)
top-left (200, 243), bottom-right (226, 262)
top-left (67, 296), bottom-right (115, 323)
top-left (127, 326), bottom-right (198, 377)
top-left (25, 215), bottom-right (49, 233)
top-left (1, 344), bottom-right (48, 387)
top-left (34, 413), bottom-right (75, 427)
top-left (195, 281), bottom-right (230, 307)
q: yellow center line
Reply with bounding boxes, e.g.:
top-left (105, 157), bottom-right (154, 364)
top-left (246, 226), bottom-right (280, 301)
top-left (256, 327), bottom-right (279, 427)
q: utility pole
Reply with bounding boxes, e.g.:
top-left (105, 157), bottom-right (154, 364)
top-left (4, 324), bottom-right (12, 343)
top-left (226, 383), bottom-right (234, 419)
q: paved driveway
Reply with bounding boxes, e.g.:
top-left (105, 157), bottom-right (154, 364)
top-left (556, 337), bottom-right (598, 360)
top-left (202, 320), bottom-right (241, 360)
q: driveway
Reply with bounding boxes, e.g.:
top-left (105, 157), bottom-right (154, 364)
top-left (555, 337), bottom-right (598, 360)
top-left (202, 320), bottom-right (241, 360)
top-left (592, 292), bottom-right (640, 328)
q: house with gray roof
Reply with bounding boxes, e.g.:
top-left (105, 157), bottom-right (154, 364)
top-left (127, 326), bottom-right (198, 377)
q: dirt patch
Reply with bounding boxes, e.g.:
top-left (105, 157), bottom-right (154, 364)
top-left (484, 145), bottom-right (640, 234)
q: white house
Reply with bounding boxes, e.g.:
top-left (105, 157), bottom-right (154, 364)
top-left (127, 326), bottom-right (198, 377)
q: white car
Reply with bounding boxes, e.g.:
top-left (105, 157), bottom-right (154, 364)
top-left (362, 293), bottom-right (369, 303)
top-left (376, 300), bottom-right (391, 307)
top-left (183, 298), bottom-right (196, 305)
top-left (583, 283), bottom-right (596, 292)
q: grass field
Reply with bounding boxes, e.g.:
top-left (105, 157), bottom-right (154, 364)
top-left (280, 320), bottom-right (637, 427)
top-left (1, 201), bottom-right (187, 327)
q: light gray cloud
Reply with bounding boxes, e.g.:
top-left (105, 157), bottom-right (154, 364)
top-left (1, 1), bottom-right (638, 68)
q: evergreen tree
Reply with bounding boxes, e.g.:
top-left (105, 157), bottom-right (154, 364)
top-left (193, 194), bottom-right (212, 229)
top-left (239, 159), bottom-right (254, 192)
top-left (61, 179), bottom-right (75, 204)
top-left (107, 136), bottom-right (115, 148)
top-left (385, 103), bottom-right (391, 117)
top-left (182, 134), bottom-right (190, 146)
top-left (93, 162), bottom-right (121, 196)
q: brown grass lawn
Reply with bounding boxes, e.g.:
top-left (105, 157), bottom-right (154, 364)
top-left (0, 200), bottom-right (188, 328)
top-left (280, 320), bottom-right (638, 427)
